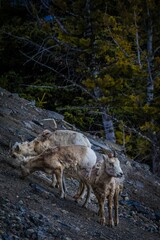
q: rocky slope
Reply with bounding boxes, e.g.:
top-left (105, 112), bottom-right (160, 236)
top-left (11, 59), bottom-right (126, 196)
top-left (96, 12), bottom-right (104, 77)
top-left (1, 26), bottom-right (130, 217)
top-left (0, 87), bottom-right (160, 240)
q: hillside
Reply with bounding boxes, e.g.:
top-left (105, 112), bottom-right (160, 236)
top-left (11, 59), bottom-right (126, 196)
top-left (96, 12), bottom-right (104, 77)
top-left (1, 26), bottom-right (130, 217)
top-left (0, 87), bottom-right (160, 240)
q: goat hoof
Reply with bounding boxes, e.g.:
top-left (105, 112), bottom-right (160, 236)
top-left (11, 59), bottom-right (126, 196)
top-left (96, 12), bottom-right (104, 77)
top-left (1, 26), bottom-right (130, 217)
top-left (61, 193), bottom-right (67, 199)
top-left (107, 220), bottom-right (114, 227)
top-left (114, 220), bottom-right (119, 226)
top-left (60, 194), bottom-right (65, 199)
top-left (99, 218), bottom-right (106, 225)
top-left (73, 194), bottom-right (79, 199)
top-left (20, 175), bottom-right (25, 180)
top-left (55, 183), bottom-right (59, 188)
top-left (50, 183), bottom-right (56, 188)
top-left (73, 194), bottom-right (82, 203)
top-left (82, 204), bottom-right (87, 209)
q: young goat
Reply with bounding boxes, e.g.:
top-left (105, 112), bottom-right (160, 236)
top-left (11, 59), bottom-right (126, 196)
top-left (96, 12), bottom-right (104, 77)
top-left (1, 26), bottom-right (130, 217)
top-left (75, 152), bottom-right (124, 227)
top-left (20, 145), bottom-right (97, 199)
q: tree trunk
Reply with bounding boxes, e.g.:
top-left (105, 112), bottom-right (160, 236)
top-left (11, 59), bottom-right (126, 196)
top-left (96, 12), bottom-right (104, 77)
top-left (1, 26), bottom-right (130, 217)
top-left (93, 86), bottom-right (116, 143)
top-left (145, 6), bottom-right (159, 174)
top-left (85, 0), bottom-right (116, 143)
top-left (146, 7), bottom-right (154, 104)
top-left (134, 10), bottom-right (142, 69)
top-left (151, 132), bottom-right (159, 175)
top-left (101, 107), bottom-right (116, 143)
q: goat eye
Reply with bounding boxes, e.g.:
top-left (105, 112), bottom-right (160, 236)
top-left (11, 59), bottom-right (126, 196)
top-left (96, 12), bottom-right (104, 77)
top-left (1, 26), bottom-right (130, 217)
top-left (109, 162), bottom-right (114, 167)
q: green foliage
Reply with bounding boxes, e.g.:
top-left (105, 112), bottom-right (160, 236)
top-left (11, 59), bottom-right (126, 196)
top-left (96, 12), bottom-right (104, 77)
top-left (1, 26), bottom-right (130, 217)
top-left (64, 107), bottom-right (95, 131)
top-left (0, 71), bottom-right (23, 92)
top-left (36, 92), bottom-right (47, 108)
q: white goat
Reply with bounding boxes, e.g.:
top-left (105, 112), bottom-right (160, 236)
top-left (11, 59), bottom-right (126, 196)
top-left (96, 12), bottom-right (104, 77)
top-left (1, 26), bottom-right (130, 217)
top-left (35, 129), bottom-right (92, 150)
top-left (11, 129), bottom-right (91, 157)
top-left (20, 145), bottom-right (97, 199)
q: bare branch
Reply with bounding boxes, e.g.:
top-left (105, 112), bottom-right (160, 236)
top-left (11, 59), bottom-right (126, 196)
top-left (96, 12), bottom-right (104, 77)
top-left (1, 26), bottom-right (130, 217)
top-left (112, 116), bottom-right (153, 144)
top-left (107, 26), bottom-right (129, 58)
top-left (154, 46), bottom-right (160, 55)
top-left (134, 9), bottom-right (142, 68)
top-left (19, 49), bottom-right (96, 99)
top-left (54, 17), bottom-right (69, 35)
top-left (19, 84), bottom-right (75, 90)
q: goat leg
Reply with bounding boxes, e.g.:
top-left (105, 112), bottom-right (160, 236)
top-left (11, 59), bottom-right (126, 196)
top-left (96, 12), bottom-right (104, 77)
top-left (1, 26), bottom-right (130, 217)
top-left (74, 181), bottom-right (85, 201)
top-left (114, 188), bottom-right (119, 226)
top-left (107, 194), bottom-right (114, 227)
top-left (94, 191), bottom-right (106, 225)
top-left (54, 168), bottom-right (65, 198)
top-left (50, 173), bottom-right (57, 187)
top-left (82, 183), bottom-right (91, 208)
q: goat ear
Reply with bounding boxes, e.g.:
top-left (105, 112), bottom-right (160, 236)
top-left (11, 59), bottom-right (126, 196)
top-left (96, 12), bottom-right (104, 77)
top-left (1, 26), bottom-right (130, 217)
top-left (42, 129), bottom-right (52, 136)
top-left (34, 139), bottom-right (39, 144)
top-left (34, 140), bottom-right (41, 147)
top-left (15, 144), bottom-right (20, 152)
top-left (113, 151), bottom-right (116, 157)
top-left (102, 154), bottom-right (108, 161)
top-left (41, 130), bottom-right (52, 140)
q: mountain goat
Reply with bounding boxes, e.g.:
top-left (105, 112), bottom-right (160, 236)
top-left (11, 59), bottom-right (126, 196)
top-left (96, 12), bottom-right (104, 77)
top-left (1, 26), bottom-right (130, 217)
top-left (11, 129), bottom-right (91, 157)
top-left (20, 145), bottom-right (97, 199)
top-left (75, 152), bottom-right (124, 227)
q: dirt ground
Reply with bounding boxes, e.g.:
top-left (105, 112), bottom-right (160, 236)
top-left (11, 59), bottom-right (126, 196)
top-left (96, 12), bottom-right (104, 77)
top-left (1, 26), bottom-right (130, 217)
top-left (0, 87), bottom-right (160, 240)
